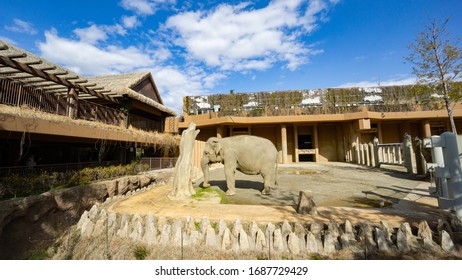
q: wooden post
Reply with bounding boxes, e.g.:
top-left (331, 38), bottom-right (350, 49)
top-left (67, 87), bottom-right (79, 119)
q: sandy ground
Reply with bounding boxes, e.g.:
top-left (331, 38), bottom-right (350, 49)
top-left (108, 162), bottom-right (450, 228)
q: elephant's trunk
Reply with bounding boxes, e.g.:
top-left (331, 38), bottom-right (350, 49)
top-left (201, 159), bottom-right (211, 188)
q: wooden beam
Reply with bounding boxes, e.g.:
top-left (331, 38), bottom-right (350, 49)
top-left (6, 52), bottom-right (26, 59)
top-left (0, 55), bottom-right (118, 103)
top-left (40, 84), bottom-right (67, 90)
top-left (24, 60), bottom-right (42, 65)
top-left (24, 81), bottom-right (56, 87)
top-left (0, 69), bottom-right (22, 75)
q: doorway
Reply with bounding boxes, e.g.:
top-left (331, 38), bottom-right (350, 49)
top-left (298, 134), bottom-right (313, 161)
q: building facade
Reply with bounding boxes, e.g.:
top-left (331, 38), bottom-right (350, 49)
top-left (178, 87), bottom-right (462, 164)
top-left (0, 40), bottom-right (176, 171)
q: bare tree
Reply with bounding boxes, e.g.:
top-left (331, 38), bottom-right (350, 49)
top-left (405, 17), bottom-right (462, 134)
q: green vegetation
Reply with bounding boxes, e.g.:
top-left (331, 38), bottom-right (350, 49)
top-left (191, 187), bottom-right (227, 204)
top-left (133, 244), bottom-right (149, 260)
top-left (0, 162), bottom-right (149, 200)
top-left (186, 82), bottom-right (462, 118)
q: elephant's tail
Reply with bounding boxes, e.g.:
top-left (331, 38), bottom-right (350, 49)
top-left (274, 161), bottom-right (278, 186)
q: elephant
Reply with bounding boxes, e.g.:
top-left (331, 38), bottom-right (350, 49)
top-left (201, 135), bottom-right (278, 196)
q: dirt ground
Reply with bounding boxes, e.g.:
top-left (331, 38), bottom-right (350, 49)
top-left (108, 162), bottom-right (451, 228)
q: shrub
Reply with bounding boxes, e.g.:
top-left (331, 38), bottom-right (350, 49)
top-left (0, 162), bottom-right (150, 200)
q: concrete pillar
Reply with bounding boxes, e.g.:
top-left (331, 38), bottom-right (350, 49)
top-left (423, 120), bottom-right (431, 137)
top-left (294, 125), bottom-right (299, 163)
top-left (281, 124), bottom-right (288, 164)
top-left (313, 124), bottom-right (319, 162)
top-left (217, 126), bottom-right (224, 138)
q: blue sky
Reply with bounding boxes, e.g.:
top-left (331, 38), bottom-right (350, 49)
top-left (1, 0), bottom-right (461, 112)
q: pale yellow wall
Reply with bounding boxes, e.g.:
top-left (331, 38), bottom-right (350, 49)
top-left (196, 128), bottom-right (216, 142)
top-left (252, 126), bottom-right (277, 144)
top-left (381, 123), bottom-right (401, 143)
top-left (318, 124), bottom-right (338, 162)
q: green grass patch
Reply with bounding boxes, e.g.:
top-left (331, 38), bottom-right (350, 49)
top-left (192, 187), bottom-right (227, 204)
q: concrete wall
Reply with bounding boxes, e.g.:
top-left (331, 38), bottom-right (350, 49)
top-left (381, 123), bottom-right (401, 143)
top-left (318, 124), bottom-right (338, 162)
top-left (68, 204), bottom-right (460, 260)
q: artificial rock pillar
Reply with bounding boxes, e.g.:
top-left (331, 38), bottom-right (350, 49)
top-left (168, 122), bottom-right (200, 200)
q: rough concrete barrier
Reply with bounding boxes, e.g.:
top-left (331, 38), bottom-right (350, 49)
top-left (72, 202), bottom-right (460, 259)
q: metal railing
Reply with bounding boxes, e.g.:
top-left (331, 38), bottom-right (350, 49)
top-left (0, 161), bottom-right (118, 177)
top-left (140, 157), bottom-right (177, 170)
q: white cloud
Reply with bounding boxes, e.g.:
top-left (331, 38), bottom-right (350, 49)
top-left (122, 15), bottom-right (139, 29)
top-left (120, 0), bottom-right (176, 16)
top-left (73, 23), bottom-right (127, 45)
top-left (37, 29), bottom-right (222, 111)
top-left (38, 30), bottom-right (154, 75)
top-left (166, 0), bottom-right (337, 72)
top-left (5, 18), bottom-right (37, 35)
top-left (73, 24), bottom-right (108, 44)
top-left (151, 66), bottom-right (221, 111)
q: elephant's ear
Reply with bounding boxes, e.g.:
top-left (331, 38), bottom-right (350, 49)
top-left (210, 138), bottom-right (222, 156)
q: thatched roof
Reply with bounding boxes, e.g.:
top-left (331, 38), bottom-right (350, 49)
top-left (0, 40), bottom-right (176, 116)
top-left (86, 72), bottom-right (176, 116)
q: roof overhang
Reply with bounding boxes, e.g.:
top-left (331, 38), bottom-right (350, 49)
top-left (0, 41), bottom-right (119, 103)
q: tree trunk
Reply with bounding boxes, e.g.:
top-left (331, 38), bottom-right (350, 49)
top-left (443, 85), bottom-right (457, 135)
top-left (168, 122), bottom-right (200, 200)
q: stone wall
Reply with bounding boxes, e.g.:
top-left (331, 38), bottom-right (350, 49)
top-left (0, 171), bottom-right (171, 259)
top-left (68, 201), bottom-right (461, 259)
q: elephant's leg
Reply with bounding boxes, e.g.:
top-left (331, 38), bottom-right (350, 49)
top-left (224, 163), bottom-right (237, 196)
top-left (261, 172), bottom-right (273, 195)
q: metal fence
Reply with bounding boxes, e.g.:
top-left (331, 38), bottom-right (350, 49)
top-left (0, 161), bottom-right (119, 177)
top-left (140, 157), bottom-right (177, 170)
